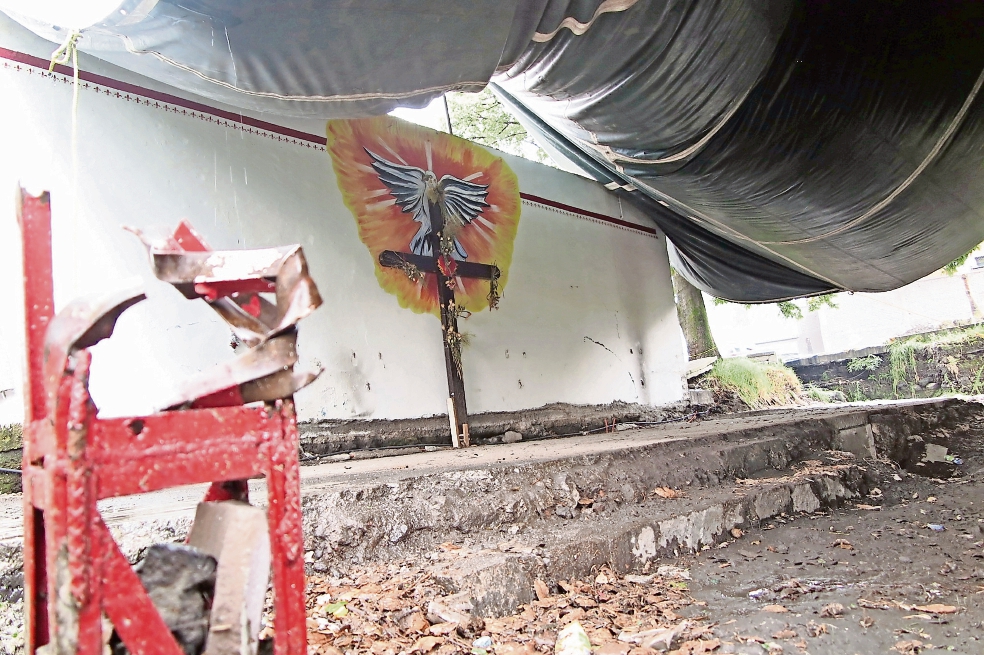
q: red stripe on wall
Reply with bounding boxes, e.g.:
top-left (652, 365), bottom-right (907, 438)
top-left (0, 47), bottom-right (659, 237)
top-left (520, 193), bottom-right (659, 236)
top-left (0, 47), bottom-right (325, 145)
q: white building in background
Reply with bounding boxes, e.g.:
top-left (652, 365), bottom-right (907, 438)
top-left (0, 14), bottom-right (687, 425)
top-left (707, 260), bottom-right (984, 361)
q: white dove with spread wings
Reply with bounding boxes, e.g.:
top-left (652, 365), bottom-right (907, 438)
top-left (366, 148), bottom-right (490, 260)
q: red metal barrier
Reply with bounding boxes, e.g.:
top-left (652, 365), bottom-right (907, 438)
top-left (19, 188), bottom-right (317, 655)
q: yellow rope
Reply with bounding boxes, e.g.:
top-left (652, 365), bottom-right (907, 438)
top-left (50, 31), bottom-right (82, 292)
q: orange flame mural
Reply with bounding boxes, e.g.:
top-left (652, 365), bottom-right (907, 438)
top-left (327, 116), bottom-right (521, 315)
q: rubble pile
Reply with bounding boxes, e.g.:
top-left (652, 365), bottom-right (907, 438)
top-left (295, 557), bottom-right (721, 655)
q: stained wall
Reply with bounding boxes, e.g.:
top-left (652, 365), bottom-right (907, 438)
top-left (0, 15), bottom-right (686, 424)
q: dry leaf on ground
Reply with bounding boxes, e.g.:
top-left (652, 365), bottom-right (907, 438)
top-left (762, 605), bottom-right (789, 613)
top-left (410, 636), bottom-right (443, 653)
top-left (858, 598), bottom-right (892, 610)
top-left (893, 639), bottom-right (923, 654)
top-left (913, 604), bottom-right (957, 614)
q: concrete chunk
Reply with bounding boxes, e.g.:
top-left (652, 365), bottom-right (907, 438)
top-left (188, 501), bottom-right (271, 655)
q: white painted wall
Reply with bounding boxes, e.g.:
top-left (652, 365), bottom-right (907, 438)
top-left (0, 15), bottom-right (686, 424)
top-left (706, 269), bottom-right (984, 360)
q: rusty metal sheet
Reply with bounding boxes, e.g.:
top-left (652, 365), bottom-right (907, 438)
top-left (42, 286), bottom-right (146, 414)
top-left (125, 221), bottom-right (324, 408)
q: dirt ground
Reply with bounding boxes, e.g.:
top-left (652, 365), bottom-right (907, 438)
top-left (292, 404), bottom-right (984, 655)
top-left (682, 468), bottom-right (984, 655)
top-left (295, 469), bottom-right (984, 655)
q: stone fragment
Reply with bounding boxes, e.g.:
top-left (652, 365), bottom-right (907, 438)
top-left (188, 501), bottom-right (271, 655)
top-left (688, 389), bottom-right (714, 405)
top-left (792, 484), bottom-right (821, 513)
top-left (389, 523), bottom-right (410, 543)
top-left (555, 621), bottom-right (591, 655)
top-left (502, 431), bottom-right (523, 444)
top-left (111, 543), bottom-right (217, 655)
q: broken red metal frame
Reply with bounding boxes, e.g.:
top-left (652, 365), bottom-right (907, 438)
top-left (20, 188), bottom-right (320, 655)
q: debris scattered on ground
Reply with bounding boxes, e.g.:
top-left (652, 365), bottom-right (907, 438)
top-left (653, 487), bottom-right (685, 500)
top-left (298, 560), bottom-right (720, 655)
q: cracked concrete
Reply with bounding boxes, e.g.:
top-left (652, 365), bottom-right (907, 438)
top-left (0, 397), bottom-right (980, 631)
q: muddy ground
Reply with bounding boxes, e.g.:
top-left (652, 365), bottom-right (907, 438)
top-left (2, 399), bottom-right (982, 654)
top-left (681, 468), bottom-right (984, 654)
top-left (291, 466), bottom-right (984, 655)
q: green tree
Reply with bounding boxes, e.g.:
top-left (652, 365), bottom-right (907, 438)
top-left (446, 89), bottom-right (551, 163)
top-left (671, 269), bottom-right (720, 360)
top-left (941, 244), bottom-right (981, 275)
top-left (713, 293), bottom-right (838, 320)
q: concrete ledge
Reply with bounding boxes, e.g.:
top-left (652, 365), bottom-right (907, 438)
top-left (0, 397), bottom-right (979, 614)
top-left (421, 464), bottom-right (871, 617)
top-left (298, 400), bottom-right (697, 455)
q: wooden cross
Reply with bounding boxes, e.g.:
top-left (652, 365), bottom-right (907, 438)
top-left (379, 198), bottom-right (500, 447)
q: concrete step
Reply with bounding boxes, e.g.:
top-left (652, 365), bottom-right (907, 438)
top-left (423, 460), bottom-right (876, 617)
top-left (0, 397), bottom-right (979, 614)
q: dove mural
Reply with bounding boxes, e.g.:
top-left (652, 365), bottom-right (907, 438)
top-left (327, 116), bottom-right (521, 315)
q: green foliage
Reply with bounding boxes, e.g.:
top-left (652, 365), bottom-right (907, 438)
top-left (807, 294), bottom-right (838, 312)
top-left (776, 301), bottom-right (802, 320)
top-left (706, 357), bottom-right (802, 408)
top-left (714, 293), bottom-right (839, 320)
top-left (446, 89), bottom-right (551, 164)
top-left (847, 381), bottom-right (868, 402)
top-left (0, 424), bottom-right (22, 451)
top-left (889, 340), bottom-right (919, 397)
top-left (887, 324), bottom-right (984, 396)
top-left (942, 249), bottom-right (975, 275)
top-left (805, 385), bottom-right (840, 403)
top-left (847, 354), bottom-right (882, 373)
top-left (972, 364), bottom-right (984, 395)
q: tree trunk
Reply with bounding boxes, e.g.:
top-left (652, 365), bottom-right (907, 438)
top-left (671, 269), bottom-right (720, 360)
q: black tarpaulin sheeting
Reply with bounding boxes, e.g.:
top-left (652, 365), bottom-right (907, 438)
top-left (6, 0), bottom-right (984, 301)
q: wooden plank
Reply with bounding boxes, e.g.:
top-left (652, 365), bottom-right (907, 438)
top-left (447, 398), bottom-right (460, 448)
top-left (379, 250), bottom-right (499, 280)
top-left (427, 200), bottom-right (470, 438)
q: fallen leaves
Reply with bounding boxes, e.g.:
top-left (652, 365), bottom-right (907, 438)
top-left (674, 637), bottom-right (721, 654)
top-left (893, 639), bottom-right (924, 654)
top-left (300, 561), bottom-right (717, 655)
top-left (762, 605), bottom-right (789, 614)
top-left (806, 621), bottom-right (828, 637)
top-left (618, 620), bottom-right (690, 650)
top-left (410, 635), bottom-right (442, 653)
top-left (830, 539), bottom-right (854, 550)
top-left (857, 598), bottom-right (892, 611)
top-left (819, 603), bottom-right (844, 618)
top-left (654, 487), bottom-right (685, 499)
top-left (912, 603), bottom-right (958, 614)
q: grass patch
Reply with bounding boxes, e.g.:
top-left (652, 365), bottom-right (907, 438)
top-left (706, 357), bottom-right (802, 408)
top-left (847, 354), bottom-right (882, 373)
top-left (0, 424), bottom-right (21, 451)
top-left (888, 324), bottom-right (984, 396)
top-left (804, 385), bottom-right (843, 403)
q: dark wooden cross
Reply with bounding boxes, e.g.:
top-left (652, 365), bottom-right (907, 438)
top-left (379, 198), bottom-right (500, 447)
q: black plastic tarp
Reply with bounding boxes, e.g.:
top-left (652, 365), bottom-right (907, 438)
top-left (6, 0), bottom-right (984, 301)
